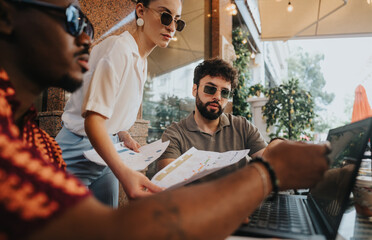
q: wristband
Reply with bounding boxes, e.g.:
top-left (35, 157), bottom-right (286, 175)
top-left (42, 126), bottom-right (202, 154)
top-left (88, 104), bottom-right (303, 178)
top-left (249, 157), bottom-right (279, 199)
top-left (250, 163), bottom-right (269, 199)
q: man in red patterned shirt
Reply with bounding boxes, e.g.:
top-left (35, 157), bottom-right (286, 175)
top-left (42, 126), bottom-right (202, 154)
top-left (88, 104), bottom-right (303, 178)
top-left (0, 0), bottom-right (330, 239)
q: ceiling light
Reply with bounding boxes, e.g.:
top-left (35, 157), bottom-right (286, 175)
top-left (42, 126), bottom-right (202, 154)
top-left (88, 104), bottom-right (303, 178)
top-left (287, 1), bottom-right (294, 12)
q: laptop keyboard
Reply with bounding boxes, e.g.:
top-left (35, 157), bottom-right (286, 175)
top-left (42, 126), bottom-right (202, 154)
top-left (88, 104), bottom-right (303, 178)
top-left (246, 195), bottom-right (312, 235)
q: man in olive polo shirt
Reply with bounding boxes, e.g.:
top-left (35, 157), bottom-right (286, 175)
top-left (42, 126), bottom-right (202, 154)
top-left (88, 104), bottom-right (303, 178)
top-left (156, 58), bottom-right (267, 175)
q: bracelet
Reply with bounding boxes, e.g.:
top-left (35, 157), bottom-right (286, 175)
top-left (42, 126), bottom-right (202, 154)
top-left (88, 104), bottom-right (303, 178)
top-left (250, 163), bottom-right (269, 199)
top-left (249, 157), bottom-right (279, 199)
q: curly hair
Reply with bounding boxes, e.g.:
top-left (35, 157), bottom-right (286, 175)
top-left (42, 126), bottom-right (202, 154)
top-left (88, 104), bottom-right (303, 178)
top-left (193, 58), bottom-right (238, 90)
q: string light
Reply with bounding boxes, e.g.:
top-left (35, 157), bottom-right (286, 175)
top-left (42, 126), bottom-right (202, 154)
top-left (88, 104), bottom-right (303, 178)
top-left (172, 36), bottom-right (178, 41)
top-left (242, 39), bottom-right (247, 44)
top-left (287, 1), bottom-right (294, 12)
top-left (250, 52), bottom-right (256, 59)
top-left (226, 3), bottom-right (238, 15)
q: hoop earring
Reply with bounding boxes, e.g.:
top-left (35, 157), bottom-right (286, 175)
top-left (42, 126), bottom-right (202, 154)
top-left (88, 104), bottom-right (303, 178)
top-left (136, 18), bottom-right (144, 27)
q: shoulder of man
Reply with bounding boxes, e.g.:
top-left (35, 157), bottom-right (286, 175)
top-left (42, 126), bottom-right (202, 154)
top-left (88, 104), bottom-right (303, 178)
top-left (162, 120), bottom-right (183, 138)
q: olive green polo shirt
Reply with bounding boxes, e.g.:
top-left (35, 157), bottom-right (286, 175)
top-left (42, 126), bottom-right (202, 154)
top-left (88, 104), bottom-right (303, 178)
top-left (158, 112), bottom-right (267, 182)
top-left (160, 112), bottom-right (267, 159)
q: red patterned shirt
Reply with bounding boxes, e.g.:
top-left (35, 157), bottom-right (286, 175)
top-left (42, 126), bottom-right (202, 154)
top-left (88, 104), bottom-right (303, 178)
top-left (0, 69), bottom-right (90, 240)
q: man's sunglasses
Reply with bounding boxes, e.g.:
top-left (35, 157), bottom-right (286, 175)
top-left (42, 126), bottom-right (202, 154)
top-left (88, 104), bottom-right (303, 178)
top-left (7, 0), bottom-right (94, 39)
top-left (203, 85), bottom-right (233, 99)
top-left (147, 8), bottom-right (186, 32)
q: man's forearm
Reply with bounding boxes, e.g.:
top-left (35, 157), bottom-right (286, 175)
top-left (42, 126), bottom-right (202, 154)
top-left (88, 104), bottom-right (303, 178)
top-left (30, 164), bottom-right (269, 240)
top-left (29, 141), bottom-right (329, 240)
top-left (156, 158), bottom-right (176, 171)
top-left (118, 165), bottom-right (268, 240)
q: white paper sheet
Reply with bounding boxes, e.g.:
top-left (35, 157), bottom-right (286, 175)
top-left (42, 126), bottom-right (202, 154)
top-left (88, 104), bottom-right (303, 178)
top-left (83, 140), bottom-right (169, 171)
top-left (151, 147), bottom-right (250, 189)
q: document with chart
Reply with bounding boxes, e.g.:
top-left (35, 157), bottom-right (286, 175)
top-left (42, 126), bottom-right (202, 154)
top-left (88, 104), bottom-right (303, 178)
top-left (151, 147), bottom-right (250, 189)
top-left (83, 140), bottom-right (169, 171)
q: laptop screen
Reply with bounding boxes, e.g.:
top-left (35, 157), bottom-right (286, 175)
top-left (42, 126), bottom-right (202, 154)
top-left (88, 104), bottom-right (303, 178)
top-left (309, 117), bottom-right (372, 235)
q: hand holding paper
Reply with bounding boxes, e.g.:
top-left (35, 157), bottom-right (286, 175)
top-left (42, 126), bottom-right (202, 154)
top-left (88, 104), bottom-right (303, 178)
top-left (151, 147), bottom-right (250, 189)
top-left (83, 140), bottom-right (169, 171)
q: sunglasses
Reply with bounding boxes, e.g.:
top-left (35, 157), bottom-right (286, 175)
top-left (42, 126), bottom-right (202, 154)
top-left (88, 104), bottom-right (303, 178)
top-left (7, 0), bottom-right (94, 39)
top-left (203, 85), bottom-right (233, 99)
top-left (147, 7), bottom-right (186, 32)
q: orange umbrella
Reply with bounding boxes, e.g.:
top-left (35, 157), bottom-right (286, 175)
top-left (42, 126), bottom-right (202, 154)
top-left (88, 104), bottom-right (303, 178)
top-left (351, 84), bottom-right (372, 123)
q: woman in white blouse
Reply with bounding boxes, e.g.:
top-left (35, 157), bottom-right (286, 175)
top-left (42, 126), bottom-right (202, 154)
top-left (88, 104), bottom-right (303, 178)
top-left (56, 0), bottom-right (186, 207)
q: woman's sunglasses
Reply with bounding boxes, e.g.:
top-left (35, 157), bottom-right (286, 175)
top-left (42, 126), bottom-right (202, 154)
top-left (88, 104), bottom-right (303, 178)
top-left (147, 8), bottom-right (186, 32)
top-left (203, 85), bottom-right (233, 99)
top-left (7, 0), bottom-right (94, 39)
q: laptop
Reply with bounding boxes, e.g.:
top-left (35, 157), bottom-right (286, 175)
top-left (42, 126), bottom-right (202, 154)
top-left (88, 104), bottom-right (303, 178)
top-left (234, 117), bottom-right (372, 240)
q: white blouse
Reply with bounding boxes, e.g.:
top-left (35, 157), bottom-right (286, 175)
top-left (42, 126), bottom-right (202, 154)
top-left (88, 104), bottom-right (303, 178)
top-left (62, 31), bottom-right (147, 136)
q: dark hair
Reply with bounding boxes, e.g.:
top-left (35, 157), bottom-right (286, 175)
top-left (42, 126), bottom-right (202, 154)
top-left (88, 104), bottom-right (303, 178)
top-left (193, 58), bottom-right (238, 89)
top-left (135, 0), bottom-right (152, 19)
top-left (135, 0), bottom-right (182, 19)
top-left (136, 0), bottom-right (151, 6)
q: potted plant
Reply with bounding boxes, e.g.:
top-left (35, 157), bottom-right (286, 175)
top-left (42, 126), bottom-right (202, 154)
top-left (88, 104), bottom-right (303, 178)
top-left (262, 78), bottom-right (316, 140)
top-left (232, 27), bottom-right (252, 120)
top-left (248, 83), bottom-right (265, 97)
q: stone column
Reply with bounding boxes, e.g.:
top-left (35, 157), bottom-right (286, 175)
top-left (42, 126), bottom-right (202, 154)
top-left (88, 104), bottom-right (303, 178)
top-left (247, 97), bottom-right (271, 142)
top-left (38, 88), bottom-right (65, 137)
top-left (206, 0), bottom-right (233, 59)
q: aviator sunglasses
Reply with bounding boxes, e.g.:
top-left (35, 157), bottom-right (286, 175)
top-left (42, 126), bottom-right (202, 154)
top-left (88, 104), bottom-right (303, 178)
top-left (146, 7), bottom-right (186, 32)
top-left (203, 85), bottom-right (233, 99)
top-left (7, 0), bottom-right (94, 39)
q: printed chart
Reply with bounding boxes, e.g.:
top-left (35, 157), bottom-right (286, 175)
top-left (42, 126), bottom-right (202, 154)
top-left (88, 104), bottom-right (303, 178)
top-left (83, 140), bottom-right (169, 171)
top-left (151, 147), bottom-right (250, 189)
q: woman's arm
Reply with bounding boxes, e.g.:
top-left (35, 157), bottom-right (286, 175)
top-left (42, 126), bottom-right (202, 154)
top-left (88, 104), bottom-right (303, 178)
top-left (84, 111), bottom-right (162, 199)
top-left (118, 131), bottom-right (141, 152)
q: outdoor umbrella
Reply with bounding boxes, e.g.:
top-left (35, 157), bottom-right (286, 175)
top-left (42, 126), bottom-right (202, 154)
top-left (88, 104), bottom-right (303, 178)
top-left (351, 84), bottom-right (372, 123)
top-left (256, 0), bottom-right (372, 41)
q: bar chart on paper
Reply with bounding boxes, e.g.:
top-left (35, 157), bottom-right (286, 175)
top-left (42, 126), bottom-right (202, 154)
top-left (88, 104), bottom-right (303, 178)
top-left (151, 147), bottom-right (250, 189)
top-left (83, 140), bottom-right (169, 171)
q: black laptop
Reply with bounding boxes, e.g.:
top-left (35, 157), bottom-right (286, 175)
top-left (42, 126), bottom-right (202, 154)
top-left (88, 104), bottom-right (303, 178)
top-left (234, 117), bottom-right (372, 240)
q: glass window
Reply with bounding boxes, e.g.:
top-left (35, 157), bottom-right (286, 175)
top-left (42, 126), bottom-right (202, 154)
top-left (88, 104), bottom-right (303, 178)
top-left (143, 0), bottom-right (205, 143)
top-left (144, 60), bottom-right (202, 142)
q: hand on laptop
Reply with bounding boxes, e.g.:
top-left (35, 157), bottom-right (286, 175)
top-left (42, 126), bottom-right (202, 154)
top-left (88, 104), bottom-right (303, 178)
top-left (263, 140), bottom-right (330, 191)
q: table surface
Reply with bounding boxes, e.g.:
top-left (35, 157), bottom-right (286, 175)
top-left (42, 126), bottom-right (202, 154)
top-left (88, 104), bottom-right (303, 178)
top-left (337, 207), bottom-right (372, 240)
top-left (227, 206), bottom-right (372, 240)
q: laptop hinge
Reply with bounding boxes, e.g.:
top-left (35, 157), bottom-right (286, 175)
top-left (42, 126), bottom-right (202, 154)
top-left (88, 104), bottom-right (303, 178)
top-left (306, 195), bottom-right (335, 239)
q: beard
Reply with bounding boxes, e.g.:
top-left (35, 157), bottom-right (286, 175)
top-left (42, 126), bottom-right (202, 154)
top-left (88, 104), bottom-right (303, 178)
top-left (55, 74), bottom-right (83, 93)
top-left (195, 93), bottom-right (224, 120)
top-left (28, 70), bottom-right (82, 93)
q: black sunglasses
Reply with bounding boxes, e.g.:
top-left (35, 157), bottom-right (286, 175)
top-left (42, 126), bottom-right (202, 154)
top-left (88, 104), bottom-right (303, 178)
top-left (203, 85), bottom-right (233, 99)
top-left (147, 7), bottom-right (186, 32)
top-left (7, 0), bottom-right (94, 39)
